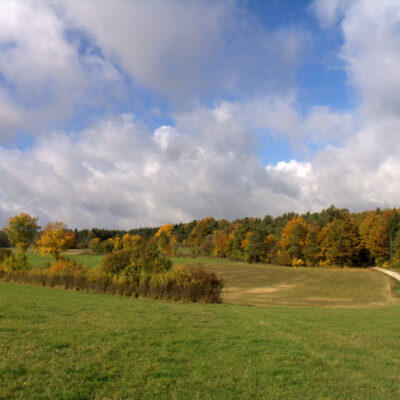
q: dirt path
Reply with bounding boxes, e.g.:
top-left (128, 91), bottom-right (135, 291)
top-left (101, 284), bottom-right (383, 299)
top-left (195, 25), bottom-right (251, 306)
top-left (373, 267), bottom-right (400, 282)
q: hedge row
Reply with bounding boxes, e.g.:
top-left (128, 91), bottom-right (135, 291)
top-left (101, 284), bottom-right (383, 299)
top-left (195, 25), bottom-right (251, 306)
top-left (0, 264), bottom-right (223, 303)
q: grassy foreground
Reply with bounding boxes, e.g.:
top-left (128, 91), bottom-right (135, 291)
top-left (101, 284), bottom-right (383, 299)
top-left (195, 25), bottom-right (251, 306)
top-left (0, 282), bottom-right (399, 399)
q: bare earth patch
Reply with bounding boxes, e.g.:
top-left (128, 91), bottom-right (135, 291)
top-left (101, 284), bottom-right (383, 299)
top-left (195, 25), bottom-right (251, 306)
top-left (225, 284), bottom-right (296, 294)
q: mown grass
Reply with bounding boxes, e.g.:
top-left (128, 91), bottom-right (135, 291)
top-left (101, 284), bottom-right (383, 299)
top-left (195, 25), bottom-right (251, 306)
top-left (0, 282), bottom-right (399, 399)
top-left (25, 251), bottom-right (103, 269)
top-left (170, 256), bottom-right (227, 266)
top-left (172, 257), bottom-right (398, 307)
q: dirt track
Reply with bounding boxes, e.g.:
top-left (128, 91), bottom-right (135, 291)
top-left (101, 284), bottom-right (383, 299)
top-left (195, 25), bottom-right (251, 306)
top-left (373, 267), bottom-right (400, 282)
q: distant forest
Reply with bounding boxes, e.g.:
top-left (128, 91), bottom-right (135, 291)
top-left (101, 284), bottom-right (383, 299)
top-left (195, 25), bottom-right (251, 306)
top-left (2, 206), bottom-right (400, 268)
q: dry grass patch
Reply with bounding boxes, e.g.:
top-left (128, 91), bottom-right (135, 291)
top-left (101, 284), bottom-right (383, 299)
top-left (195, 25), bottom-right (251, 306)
top-left (172, 258), bottom-right (399, 307)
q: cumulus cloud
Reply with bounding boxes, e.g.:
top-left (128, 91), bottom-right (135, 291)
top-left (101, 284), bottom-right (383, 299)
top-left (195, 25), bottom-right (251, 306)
top-left (215, 94), bottom-right (358, 148)
top-left (0, 112), bottom-right (306, 228)
top-left (266, 0), bottom-right (400, 211)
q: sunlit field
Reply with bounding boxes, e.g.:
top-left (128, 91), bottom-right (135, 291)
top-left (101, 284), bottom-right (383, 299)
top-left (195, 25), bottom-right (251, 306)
top-left (1, 282), bottom-right (400, 400)
top-left (1, 252), bottom-right (400, 398)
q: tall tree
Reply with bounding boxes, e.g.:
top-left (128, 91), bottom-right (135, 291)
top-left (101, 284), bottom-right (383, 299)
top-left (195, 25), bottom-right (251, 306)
top-left (5, 212), bottom-right (40, 254)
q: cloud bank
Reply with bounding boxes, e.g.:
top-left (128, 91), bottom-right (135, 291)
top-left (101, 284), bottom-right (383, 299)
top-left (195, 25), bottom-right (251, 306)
top-left (0, 0), bottom-right (399, 228)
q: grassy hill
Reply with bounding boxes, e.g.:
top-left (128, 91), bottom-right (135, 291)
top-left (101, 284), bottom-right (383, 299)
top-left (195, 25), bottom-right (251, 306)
top-left (1, 281), bottom-right (400, 399)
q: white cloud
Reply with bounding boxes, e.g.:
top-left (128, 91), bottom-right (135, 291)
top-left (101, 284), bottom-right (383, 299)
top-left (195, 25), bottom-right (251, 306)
top-left (311, 0), bottom-right (347, 28)
top-left (0, 112), bottom-right (308, 229)
top-left (1, 0), bottom-right (400, 229)
top-left (0, 0), bottom-right (123, 141)
top-left (58, 0), bottom-right (310, 101)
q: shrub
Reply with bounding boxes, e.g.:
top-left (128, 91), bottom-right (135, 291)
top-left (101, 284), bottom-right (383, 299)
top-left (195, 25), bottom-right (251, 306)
top-left (101, 243), bottom-right (172, 276)
top-left (0, 262), bottom-right (222, 303)
top-left (0, 248), bottom-right (12, 264)
top-left (292, 258), bottom-right (305, 267)
top-left (102, 249), bottom-right (134, 275)
top-left (49, 259), bottom-right (83, 273)
top-left (149, 264), bottom-right (224, 303)
top-left (380, 261), bottom-right (391, 269)
top-left (1, 252), bottom-right (29, 271)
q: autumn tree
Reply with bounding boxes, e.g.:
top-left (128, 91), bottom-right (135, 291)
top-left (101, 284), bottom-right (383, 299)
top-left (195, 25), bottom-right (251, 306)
top-left (189, 217), bottom-right (218, 247)
top-left (359, 210), bottom-right (394, 264)
top-left (392, 230), bottom-right (400, 268)
top-left (212, 231), bottom-right (229, 257)
top-left (35, 222), bottom-right (75, 261)
top-left (303, 223), bottom-right (322, 266)
top-left (152, 224), bottom-right (174, 255)
top-left (122, 233), bottom-right (143, 250)
top-left (5, 212), bottom-right (40, 254)
top-left (229, 218), bottom-right (259, 260)
top-left (278, 217), bottom-right (308, 265)
top-left (319, 215), bottom-right (360, 267)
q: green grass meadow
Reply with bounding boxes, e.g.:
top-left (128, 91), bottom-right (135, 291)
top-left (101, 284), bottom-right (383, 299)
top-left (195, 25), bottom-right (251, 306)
top-left (1, 282), bottom-right (400, 399)
top-left (25, 251), bottom-right (104, 269)
top-left (1, 253), bottom-right (400, 398)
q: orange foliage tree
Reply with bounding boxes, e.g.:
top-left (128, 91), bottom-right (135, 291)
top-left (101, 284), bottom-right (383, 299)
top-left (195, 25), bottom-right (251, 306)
top-left (278, 217), bottom-right (308, 265)
top-left (35, 222), bottom-right (75, 261)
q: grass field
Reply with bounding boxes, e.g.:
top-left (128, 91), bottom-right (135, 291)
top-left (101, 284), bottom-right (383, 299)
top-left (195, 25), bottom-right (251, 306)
top-left (24, 251), bottom-right (104, 269)
top-left (173, 257), bottom-right (398, 307)
top-left (0, 282), bottom-right (399, 399)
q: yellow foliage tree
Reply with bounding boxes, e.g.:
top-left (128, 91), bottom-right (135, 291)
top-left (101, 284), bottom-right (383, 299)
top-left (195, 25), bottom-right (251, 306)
top-left (35, 222), bottom-right (75, 261)
top-left (122, 233), bottom-right (143, 249)
top-left (153, 224), bottom-right (174, 255)
top-left (278, 217), bottom-right (308, 264)
top-left (212, 231), bottom-right (229, 257)
top-left (359, 210), bottom-right (394, 263)
top-left (5, 212), bottom-right (40, 254)
top-left (153, 224), bottom-right (174, 239)
top-left (279, 217), bottom-right (308, 250)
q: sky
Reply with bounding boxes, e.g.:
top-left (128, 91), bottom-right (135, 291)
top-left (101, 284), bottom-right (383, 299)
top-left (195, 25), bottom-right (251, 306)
top-left (0, 0), bottom-right (400, 229)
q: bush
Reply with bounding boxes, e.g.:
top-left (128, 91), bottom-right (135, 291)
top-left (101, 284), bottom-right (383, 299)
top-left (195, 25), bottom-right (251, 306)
top-left (101, 243), bottom-right (172, 276)
top-left (102, 249), bottom-right (135, 275)
top-left (150, 264), bottom-right (224, 303)
top-left (0, 248), bottom-right (12, 264)
top-left (0, 262), bottom-right (223, 303)
top-left (292, 258), bottom-right (305, 267)
top-left (49, 259), bottom-right (83, 273)
top-left (0, 252), bottom-right (29, 271)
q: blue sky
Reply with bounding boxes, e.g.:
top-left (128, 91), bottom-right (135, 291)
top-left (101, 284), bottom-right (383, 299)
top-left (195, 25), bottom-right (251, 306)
top-left (0, 0), bottom-right (399, 228)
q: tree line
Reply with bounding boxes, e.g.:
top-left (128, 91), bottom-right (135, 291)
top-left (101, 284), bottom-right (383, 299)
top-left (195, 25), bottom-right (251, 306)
top-left (2, 205), bottom-right (400, 268)
top-left (84, 205), bottom-right (400, 268)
